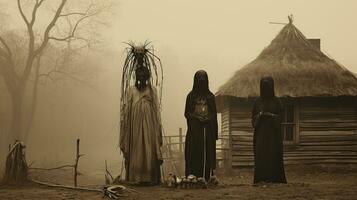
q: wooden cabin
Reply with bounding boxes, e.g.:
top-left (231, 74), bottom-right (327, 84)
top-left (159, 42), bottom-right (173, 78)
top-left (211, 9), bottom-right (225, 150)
top-left (216, 21), bottom-right (357, 167)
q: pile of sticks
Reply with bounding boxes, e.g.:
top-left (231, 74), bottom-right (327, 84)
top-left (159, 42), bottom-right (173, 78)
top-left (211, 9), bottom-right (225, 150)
top-left (2, 141), bottom-right (28, 184)
top-left (1, 139), bottom-right (138, 199)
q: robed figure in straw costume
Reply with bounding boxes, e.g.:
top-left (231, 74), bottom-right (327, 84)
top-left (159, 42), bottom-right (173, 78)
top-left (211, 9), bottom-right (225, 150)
top-left (252, 76), bottom-right (287, 184)
top-left (119, 42), bottom-right (164, 185)
top-left (185, 70), bottom-right (218, 181)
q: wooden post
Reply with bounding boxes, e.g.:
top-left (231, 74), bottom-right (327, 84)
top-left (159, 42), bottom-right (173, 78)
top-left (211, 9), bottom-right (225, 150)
top-left (227, 109), bottom-right (232, 170)
top-left (168, 137), bottom-right (172, 152)
top-left (74, 139), bottom-right (80, 187)
top-left (294, 103), bottom-right (300, 145)
top-left (179, 128), bottom-right (183, 153)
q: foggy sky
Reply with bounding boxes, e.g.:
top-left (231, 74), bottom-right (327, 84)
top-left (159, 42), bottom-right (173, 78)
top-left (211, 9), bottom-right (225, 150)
top-left (2, 0), bottom-right (356, 134)
top-left (104, 0), bottom-right (357, 134)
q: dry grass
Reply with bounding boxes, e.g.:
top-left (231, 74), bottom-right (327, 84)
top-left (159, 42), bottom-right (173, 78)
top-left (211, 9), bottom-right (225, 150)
top-left (0, 164), bottom-right (357, 199)
top-left (217, 23), bottom-right (357, 98)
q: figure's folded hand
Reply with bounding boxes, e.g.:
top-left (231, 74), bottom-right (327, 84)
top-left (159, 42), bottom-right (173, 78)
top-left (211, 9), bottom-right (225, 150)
top-left (198, 116), bottom-right (209, 123)
top-left (262, 112), bottom-right (278, 117)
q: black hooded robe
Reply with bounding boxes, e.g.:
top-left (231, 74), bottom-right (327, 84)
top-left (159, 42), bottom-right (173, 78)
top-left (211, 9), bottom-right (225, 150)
top-left (184, 70), bottom-right (218, 181)
top-left (252, 76), bottom-right (287, 184)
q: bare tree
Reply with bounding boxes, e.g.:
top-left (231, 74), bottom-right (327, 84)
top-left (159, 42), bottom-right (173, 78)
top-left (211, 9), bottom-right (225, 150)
top-left (0, 0), bottom-right (112, 144)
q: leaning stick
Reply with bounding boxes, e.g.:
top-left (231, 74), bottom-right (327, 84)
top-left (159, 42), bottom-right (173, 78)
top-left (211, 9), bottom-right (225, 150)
top-left (31, 179), bottom-right (140, 194)
top-left (105, 160), bottom-right (114, 183)
top-left (30, 179), bottom-right (103, 193)
top-left (8, 142), bottom-right (21, 155)
top-left (29, 165), bottom-right (74, 171)
top-left (30, 179), bottom-right (130, 198)
top-left (74, 139), bottom-right (82, 187)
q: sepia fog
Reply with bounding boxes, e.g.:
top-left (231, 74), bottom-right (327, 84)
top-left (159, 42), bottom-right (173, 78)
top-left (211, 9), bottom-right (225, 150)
top-left (1, 0), bottom-right (357, 179)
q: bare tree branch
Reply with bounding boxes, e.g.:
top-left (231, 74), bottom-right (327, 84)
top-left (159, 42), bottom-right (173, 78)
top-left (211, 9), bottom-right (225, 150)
top-left (35, 0), bottom-right (67, 55)
top-left (3, 0), bottom-right (110, 143)
top-left (20, 0), bottom-right (66, 80)
top-left (38, 70), bottom-right (100, 92)
top-left (38, 70), bottom-right (86, 84)
top-left (19, 0), bottom-right (42, 80)
top-left (59, 2), bottom-right (94, 18)
top-left (38, 0), bottom-right (46, 5)
top-left (17, 0), bottom-right (30, 26)
top-left (59, 12), bottom-right (87, 17)
top-left (29, 0), bottom-right (46, 26)
top-left (49, 10), bottom-right (100, 42)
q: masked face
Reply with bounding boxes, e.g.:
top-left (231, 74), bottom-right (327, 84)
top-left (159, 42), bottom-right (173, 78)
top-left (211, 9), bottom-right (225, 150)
top-left (193, 70), bottom-right (209, 95)
top-left (260, 76), bottom-right (275, 99)
top-left (135, 67), bottom-right (150, 91)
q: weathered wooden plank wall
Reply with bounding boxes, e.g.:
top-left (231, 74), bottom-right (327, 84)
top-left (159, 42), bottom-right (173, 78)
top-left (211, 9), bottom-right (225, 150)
top-left (220, 107), bottom-right (232, 167)
top-left (223, 97), bottom-right (357, 167)
top-left (228, 99), bottom-right (254, 167)
top-left (296, 97), bottom-right (357, 164)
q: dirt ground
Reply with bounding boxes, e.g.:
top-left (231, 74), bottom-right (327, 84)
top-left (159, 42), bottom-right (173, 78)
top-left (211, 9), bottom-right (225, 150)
top-left (1, 164), bottom-right (357, 200)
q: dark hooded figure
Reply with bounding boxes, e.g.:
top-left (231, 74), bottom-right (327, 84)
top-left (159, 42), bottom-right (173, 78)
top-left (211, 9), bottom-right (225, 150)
top-left (252, 76), bottom-right (287, 184)
top-left (184, 70), bottom-right (218, 181)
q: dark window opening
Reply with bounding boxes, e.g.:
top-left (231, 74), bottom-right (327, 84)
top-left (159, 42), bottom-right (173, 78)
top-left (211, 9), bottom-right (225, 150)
top-left (282, 104), bottom-right (295, 142)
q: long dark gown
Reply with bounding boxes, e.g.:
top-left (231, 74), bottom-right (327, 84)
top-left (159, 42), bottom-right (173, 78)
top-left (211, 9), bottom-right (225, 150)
top-left (252, 97), bottom-right (287, 184)
top-left (184, 92), bottom-right (218, 181)
top-left (120, 86), bottom-right (162, 184)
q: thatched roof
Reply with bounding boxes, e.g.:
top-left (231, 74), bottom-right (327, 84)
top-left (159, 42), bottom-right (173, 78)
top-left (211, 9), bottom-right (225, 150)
top-left (217, 21), bottom-right (357, 98)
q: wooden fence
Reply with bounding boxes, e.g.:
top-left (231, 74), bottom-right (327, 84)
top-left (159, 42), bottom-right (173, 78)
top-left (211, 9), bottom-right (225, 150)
top-left (163, 128), bottom-right (231, 170)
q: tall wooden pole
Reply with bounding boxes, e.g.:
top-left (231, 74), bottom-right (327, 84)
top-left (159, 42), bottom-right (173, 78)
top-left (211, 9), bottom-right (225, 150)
top-left (179, 128), bottom-right (183, 153)
top-left (168, 137), bottom-right (172, 152)
top-left (74, 139), bottom-right (80, 187)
